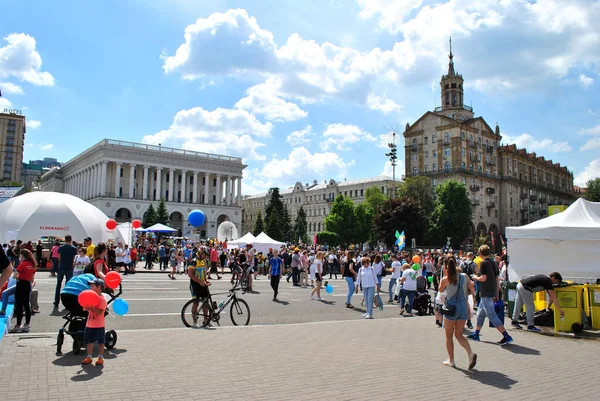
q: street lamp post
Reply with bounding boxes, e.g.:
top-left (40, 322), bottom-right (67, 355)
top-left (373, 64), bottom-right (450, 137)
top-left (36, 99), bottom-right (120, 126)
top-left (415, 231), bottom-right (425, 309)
top-left (385, 132), bottom-right (398, 198)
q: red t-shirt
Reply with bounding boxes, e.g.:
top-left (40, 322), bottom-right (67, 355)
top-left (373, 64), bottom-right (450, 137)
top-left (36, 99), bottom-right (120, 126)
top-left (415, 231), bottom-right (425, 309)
top-left (16, 260), bottom-right (36, 281)
top-left (94, 259), bottom-right (108, 277)
top-left (86, 295), bottom-right (107, 328)
top-left (130, 248), bottom-right (137, 260)
top-left (210, 248), bottom-right (218, 263)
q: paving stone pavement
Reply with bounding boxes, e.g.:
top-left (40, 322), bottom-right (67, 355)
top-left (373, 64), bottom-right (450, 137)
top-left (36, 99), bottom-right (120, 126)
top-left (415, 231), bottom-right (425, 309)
top-left (1, 316), bottom-right (599, 400)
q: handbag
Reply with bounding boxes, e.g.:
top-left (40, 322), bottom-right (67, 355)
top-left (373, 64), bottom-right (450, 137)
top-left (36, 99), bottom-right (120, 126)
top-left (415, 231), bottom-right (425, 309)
top-left (440, 274), bottom-right (462, 316)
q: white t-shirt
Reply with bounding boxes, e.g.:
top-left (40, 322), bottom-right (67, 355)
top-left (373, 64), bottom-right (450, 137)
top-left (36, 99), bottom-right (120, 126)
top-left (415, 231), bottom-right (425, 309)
top-left (401, 269), bottom-right (418, 291)
top-left (124, 248), bottom-right (131, 264)
top-left (328, 254), bottom-right (336, 263)
top-left (391, 261), bottom-right (402, 279)
top-left (115, 247), bottom-right (125, 263)
top-left (74, 255), bottom-right (90, 269)
top-left (373, 261), bottom-right (384, 277)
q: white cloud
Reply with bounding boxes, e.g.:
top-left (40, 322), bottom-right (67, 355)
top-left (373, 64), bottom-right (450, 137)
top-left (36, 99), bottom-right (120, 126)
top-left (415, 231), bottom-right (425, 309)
top-left (321, 123), bottom-right (376, 151)
top-left (260, 147), bottom-right (352, 181)
top-left (286, 125), bottom-right (313, 147)
top-left (0, 33), bottom-right (55, 86)
top-left (142, 106), bottom-right (272, 161)
top-left (0, 97), bottom-right (11, 108)
top-left (234, 77), bottom-right (307, 122)
top-left (502, 133), bottom-right (572, 153)
top-left (0, 82), bottom-right (24, 95)
top-left (381, 159), bottom-right (405, 178)
top-left (588, 109), bottom-right (598, 116)
top-left (581, 138), bottom-right (600, 151)
top-left (41, 143), bottom-right (53, 151)
top-left (579, 124), bottom-right (600, 136)
top-left (366, 93), bottom-right (403, 114)
top-left (357, 0), bottom-right (424, 33)
top-left (579, 74), bottom-right (594, 88)
top-left (574, 159), bottom-right (600, 186)
top-left (27, 120), bottom-right (41, 129)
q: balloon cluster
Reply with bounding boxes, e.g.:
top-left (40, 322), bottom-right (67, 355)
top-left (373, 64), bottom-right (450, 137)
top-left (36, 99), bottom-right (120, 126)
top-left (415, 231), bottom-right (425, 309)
top-left (78, 272), bottom-right (129, 316)
top-left (411, 255), bottom-right (420, 271)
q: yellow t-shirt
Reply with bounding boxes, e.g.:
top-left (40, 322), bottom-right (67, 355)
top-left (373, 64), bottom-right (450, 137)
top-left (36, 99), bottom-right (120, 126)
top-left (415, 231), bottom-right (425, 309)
top-left (86, 244), bottom-right (95, 258)
top-left (191, 258), bottom-right (206, 281)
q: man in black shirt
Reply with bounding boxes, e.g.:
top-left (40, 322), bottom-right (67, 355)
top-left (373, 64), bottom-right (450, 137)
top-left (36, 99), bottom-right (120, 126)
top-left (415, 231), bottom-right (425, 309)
top-left (511, 273), bottom-right (564, 331)
top-left (467, 245), bottom-right (514, 345)
top-left (54, 235), bottom-right (78, 308)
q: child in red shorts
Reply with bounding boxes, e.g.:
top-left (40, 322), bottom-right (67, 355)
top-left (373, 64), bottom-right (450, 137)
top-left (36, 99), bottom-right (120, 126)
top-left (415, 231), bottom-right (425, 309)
top-left (81, 278), bottom-right (107, 366)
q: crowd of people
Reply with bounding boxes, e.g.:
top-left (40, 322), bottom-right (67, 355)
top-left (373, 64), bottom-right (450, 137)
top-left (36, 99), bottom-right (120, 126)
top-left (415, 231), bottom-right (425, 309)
top-left (1, 235), bottom-right (567, 369)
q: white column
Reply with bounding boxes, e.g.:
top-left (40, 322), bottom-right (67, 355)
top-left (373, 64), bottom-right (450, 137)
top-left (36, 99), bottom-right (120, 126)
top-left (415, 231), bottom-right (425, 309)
top-left (114, 162), bottom-right (122, 198)
top-left (79, 172), bottom-right (84, 199)
top-left (101, 162), bottom-right (107, 197)
top-left (86, 168), bottom-right (92, 199)
top-left (156, 168), bottom-right (162, 200)
top-left (216, 174), bottom-right (221, 205)
top-left (168, 169), bottom-right (175, 202)
top-left (204, 173), bottom-right (210, 205)
top-left (75, 173), bottom-right (80, 198)
top-left (225, 176), bottom-right (231, 206)
top-left (237, 176), bottom-right (242, 205)
top-left (181, 170), bottom-right (187, 203)
top-left (95, 164), bottom-right (101, 197)
top-left (142, 166), bottom-right (149, 200)
top-left (129, 164), bottom-right (136, 199)
top-left (193, 172), bottom-right (198, 204)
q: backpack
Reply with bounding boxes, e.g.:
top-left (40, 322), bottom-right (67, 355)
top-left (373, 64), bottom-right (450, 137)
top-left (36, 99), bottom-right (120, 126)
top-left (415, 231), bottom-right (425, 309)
top-left (465, 261), bottom-right (476, 276)
top-left (83, 260), bottom-right (96, 275)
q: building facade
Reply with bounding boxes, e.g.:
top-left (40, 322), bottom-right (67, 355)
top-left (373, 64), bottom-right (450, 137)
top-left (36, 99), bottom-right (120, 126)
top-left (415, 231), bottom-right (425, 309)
top-left (242, 176), bottom-right (395, 240)
top-left (404, 43), bottom-right (574, 247)
top-left (39, 139), bottom-right (246, 238)
top-left (29, 157), bottom-right (61, 168)
top-left (0, 109), bottom-right (26, 184)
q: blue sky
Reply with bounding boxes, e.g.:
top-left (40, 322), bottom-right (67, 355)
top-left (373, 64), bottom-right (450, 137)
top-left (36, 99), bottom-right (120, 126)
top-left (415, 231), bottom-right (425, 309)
top-left (1, 0), bottom-right (599, 193)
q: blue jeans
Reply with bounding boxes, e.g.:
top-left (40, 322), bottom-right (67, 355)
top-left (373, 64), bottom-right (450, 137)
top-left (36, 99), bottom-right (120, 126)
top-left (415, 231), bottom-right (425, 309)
top-left (476, 296), bottom-right (504, 329)
top-left (400, 289), bottom-right (415, 313)
top-left (54, 269), bottom-right (73, 306)
top-left (388, 278), bottom-right (397, 301)
top-left (363, 286), bottom-right (375, 316)
top-left (377, 275), bottom-right (382, 288)
top-left (1, 284), bottom-right (16, 310)
top-left (345, 276), bottom-right (355, 305)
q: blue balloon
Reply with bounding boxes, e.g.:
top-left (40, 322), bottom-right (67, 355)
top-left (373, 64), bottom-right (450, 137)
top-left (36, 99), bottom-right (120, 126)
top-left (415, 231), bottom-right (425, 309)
top-left (325, 284), bottom-right (333, 294)
top-left (188, 210), bottom-right (206, 227)
top-left (113, 299), bottom-right (129, 316)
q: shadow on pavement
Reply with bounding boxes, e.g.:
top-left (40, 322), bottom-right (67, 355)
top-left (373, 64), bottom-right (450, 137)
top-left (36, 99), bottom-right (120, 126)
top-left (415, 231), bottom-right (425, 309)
top-left (273, 299), bottom-right (290, 305)
top-left (53, 348), bottom-right (127, 367)
top-left (50, 308), bottom-right (67, 317)
top-left (71, 364), bottom-right (104, 381)
top-left (456, 367), bottom-right (518, 390)
top-left (319, 300), bottom-right (336, 305)
top-left (481, 341), bottom-right (541, 355)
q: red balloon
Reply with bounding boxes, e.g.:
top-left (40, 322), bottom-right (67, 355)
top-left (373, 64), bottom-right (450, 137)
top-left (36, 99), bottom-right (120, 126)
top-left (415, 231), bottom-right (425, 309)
top-left (106, 219), bottom-right (117, 230)
top-left (78, 290), bottom-right (100, 308)
top-left (132, 219), bottom-right (142, 229)
top-left (105, 271), bottom-right (121, 289)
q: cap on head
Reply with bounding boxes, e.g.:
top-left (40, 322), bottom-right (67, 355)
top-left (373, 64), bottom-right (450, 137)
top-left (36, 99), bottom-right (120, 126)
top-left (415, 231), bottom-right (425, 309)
top-left (88, 278), bottom-right (105, 288)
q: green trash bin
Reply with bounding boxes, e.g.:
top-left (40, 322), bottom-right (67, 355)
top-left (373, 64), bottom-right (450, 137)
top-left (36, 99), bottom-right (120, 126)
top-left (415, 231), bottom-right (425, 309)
top-left (503, 282), bottom-right (518, 319)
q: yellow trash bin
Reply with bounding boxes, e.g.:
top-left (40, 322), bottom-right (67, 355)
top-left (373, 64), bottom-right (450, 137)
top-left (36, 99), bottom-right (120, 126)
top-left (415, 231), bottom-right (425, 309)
top-left (553, 285), bottom-right (584, 333)
top-left (533, 290), bottom-right (548, 311)
top-left (587, 285), bottom-right (600, 330)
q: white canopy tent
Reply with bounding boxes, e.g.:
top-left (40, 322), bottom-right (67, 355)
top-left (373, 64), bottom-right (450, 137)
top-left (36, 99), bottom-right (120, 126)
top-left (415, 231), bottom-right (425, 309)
top-left (144, 223), bottom-right (178, 233)
top-left (253, 232), bottom-right (286, 254)
top-left (227, 232), bottom-right (256, 250)
top-left (0, 192), bottom-right (123, 243)
top-left (505, 198), bottom-right (600, 281)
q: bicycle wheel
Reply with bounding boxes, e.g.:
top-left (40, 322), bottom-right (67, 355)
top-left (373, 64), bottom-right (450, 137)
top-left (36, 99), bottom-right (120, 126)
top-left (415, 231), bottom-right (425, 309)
top-left (230, 298), bottom-right (250, 326)
top-left (181, 298), bottom-right (211, 328)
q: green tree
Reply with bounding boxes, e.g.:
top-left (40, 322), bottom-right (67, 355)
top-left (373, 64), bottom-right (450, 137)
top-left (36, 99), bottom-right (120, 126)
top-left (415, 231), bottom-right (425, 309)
top-left (293, 206), bottom-right (308, 243)
top-left (265, 187), bottom-right (284, 222)
top-left (253, 212), bottom-right (264, 236)
top-left (281, 205), bottom-right (293, 242)
top-left (142, 204), bottom-right (157, 228)
top-left (354, 203), bottom-right (374, 244)
top-left (324, 195), bottom-right (356, 246)
top-left (584, 177), bottom-right (600, 202)
top-left (397, 176), bottom-right (436, 216)
top-left (373, 197), bottom-right (428, 247)
top-left (316, 230), bottom-right (340, 246)
top-left (429, 180), bottom-right (472, 247)
top-left (364, 186), bottom-right (387, 214)
top-left (155, 198), bottom-right (170, 225)
top-left (265, 208), bottom-right (284, 241)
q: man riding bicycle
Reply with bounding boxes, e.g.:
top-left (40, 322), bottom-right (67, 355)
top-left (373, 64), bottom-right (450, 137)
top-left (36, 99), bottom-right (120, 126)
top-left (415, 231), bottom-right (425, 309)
top-left (188, 248), bottom-right (211, 328)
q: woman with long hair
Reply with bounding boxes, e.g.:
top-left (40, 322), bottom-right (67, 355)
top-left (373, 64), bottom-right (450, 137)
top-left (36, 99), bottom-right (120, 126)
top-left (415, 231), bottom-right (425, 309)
top-left (92, 243), bottom-right (108, 279)
top-left (10, 249), bottom-right (37, 333)
top-left (310, 251), bottom-right (325, 300)
top-left (342, 251), bottom-right (357, 308)
top-left (355, 257), bottom-right (380, 319)
top-left (438, 258), bottom-right (477, 370)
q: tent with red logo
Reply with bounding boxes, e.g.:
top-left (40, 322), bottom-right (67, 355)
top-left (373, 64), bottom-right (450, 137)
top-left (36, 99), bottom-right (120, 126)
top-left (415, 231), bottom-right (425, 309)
top-left (0, 191), bottom-right (124, 243)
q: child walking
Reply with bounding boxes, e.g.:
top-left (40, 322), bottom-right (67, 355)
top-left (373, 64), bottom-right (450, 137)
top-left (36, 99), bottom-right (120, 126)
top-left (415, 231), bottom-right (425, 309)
top-left (10, 249), bottom-right (37, 333)
top-left (82, 278), bottom-right (107, 366)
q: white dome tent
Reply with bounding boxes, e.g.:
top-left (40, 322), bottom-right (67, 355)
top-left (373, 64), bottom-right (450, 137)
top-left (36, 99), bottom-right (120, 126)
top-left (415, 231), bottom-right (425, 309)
top-left (0, 192), bottom-right (124, 243)
top-left (217, 221), bottom-right (238, 242)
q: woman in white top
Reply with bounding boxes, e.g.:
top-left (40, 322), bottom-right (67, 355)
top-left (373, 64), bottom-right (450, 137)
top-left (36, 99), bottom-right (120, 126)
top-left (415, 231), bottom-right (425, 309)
top-left (398, 263), bottom-right (418, 316)
top-left (372, 254), bottom-right (385, 288)
top-left (73, 248), bottom-right (90, 277)
top-left (310, 251), bottom-right (325, 300)
top-left (355, 257), bottom-right (380, 319)
top-left (388, 254), bottom-right (402, 303)
top-left (308, 252), bottom-right (316, 288)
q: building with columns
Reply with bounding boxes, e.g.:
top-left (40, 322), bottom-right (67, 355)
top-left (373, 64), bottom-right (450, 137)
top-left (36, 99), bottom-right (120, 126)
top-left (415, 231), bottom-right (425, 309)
top-left (38, 139), bottom-right (246, 238)
top-left (403, 39), bottom-right (574, 250)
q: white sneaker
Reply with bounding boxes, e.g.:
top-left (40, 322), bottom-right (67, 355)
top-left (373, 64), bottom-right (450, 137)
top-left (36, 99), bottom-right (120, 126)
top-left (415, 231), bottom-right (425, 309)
top-left (193, 322), bottom-right (200, 328)
top-left (361, 313), bottom-right (368, 317)
top-left (364, 314), bottom-right (373, 319)
top-left (310, 295), bottom-right (315, 300)
top-left (317, 297), bottom-right (325, 301)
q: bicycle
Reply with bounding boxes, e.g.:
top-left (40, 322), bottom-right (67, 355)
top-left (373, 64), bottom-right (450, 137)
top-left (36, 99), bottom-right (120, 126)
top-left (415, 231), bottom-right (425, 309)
top-left (230, 262), bottom-right (250, 293)
top-left (181, 285), bottom-right (250, 328)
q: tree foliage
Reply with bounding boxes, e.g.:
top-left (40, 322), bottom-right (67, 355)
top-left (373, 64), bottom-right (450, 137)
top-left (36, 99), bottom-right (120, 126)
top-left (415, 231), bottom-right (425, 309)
top-left (281, 205), bottom-right (293, 242)
top-left (373, 197), bottom-right (428, 247)
top-left (142, 204), bottom-right (157, 228)
top-left (265, 188), bottom-right (284, 222)
top-left (293, 206), bottom-right (308, 243)
top-left (253, 212), bottom-right (264, 236)
top-left (316, 230), bottom-right (340, 246)
top-left (584, 178), bottom-right (600, 202)
top-left (364, 187), bottom-right (387, 214)
top-left (324, 195), bottom-right (357, 246)
top-left (397, 176), bottom-right (436, 216)
top-left (354, 203), bottom-right (374, 244)
top-left (265, 208), bottom-right (284, 241)
top-left (155, 199), bottom-right (170, 225)
top-left (428, 180), bottom-right (472, 247)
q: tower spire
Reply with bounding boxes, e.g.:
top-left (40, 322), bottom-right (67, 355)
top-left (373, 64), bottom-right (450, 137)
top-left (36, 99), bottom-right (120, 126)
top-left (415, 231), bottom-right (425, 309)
top-left (448, 36), bottom-right (455, 76)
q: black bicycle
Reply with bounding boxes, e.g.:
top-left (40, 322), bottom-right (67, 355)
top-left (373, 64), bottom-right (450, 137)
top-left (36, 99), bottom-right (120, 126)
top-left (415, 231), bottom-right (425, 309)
top-left (230, 262), bottom-right (250, 293)
top-left (181, 285), bottom-right (250, 328)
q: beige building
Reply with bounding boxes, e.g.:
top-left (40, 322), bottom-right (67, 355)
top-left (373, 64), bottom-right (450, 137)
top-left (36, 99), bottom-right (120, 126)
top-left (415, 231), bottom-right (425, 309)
top-left (404, 43), bottom-right (574, 248)
top-left (0, 109), bottom-right (26, 184)
top-left (242, 176), bottom-right (395, 240)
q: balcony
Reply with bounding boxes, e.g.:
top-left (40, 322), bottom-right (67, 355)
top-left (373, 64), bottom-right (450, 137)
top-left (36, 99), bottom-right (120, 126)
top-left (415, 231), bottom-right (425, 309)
top-left (520, 193), bottom-right (528, 200)
top-left (442, 139), bottom-right (451, 146)
top-left (520, 205), bottom-right (529, 212)
top-left (410, 144), bottom-right (418, 151)
top-left (485, 145), bottom-right (494, 153)
top-left (470, 185), bottom-right (480, 192)
top-left (539, 197), bottom-right (547, 204)
top-left (529, 194), bottom-right (538, 202)
top-left (434, 104), bottom-right (473, 113)
top-left (468, 141), bottom-right (478, 148)
top-left (486, 157), bottom-right (496, 165)
top-left (486, 201), bottom-right (496, 208)
top-left (471, 198), bottom-right (480, 205)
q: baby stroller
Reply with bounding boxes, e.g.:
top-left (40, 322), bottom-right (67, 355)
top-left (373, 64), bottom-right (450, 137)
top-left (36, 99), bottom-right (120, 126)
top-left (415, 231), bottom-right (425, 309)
top-left (56, 284), bottom-right (121, 355)
top-left (413, 276), bottom-right (434, 316)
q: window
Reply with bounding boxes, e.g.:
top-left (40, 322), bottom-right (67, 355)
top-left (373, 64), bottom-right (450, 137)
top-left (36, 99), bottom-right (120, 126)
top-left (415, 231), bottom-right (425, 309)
top-left (360, 189), bottom-right (364, 196)
top-left (444, 148), bottom-right (450, 158)
top-left (425, 151), bottom-right (429, 160)
top-left (433, 163), bottom-right (437, 172)
top-left (133, 169), bottom-right (137, 179)
top-left (433, 150), bottom-right (437, 158)
top-left (412, 154), bottom-right (417, 162)
top-left (425, 165), bottom-right (429, 172)
top-left (165, 190), bottom-right (169, 199)
top-left (461, 162), bottom-right (465, 169)
top-left (166, 174), bottom-right (169, 183)
top-left (120, 168), bottom-right (124, 178)
top-left (153, 189), bottom-right (156, 200)
top-left (354, 190), bottom-right (358, 197)
top-left (444, 162), bottom-right (450, 172)
top-left (189, 191), bottom-right (193, 201)
top-left (461, 147), bottom-right (466, 157)
top-left (432, 134), bottom-right (436, 143)
top-left (413, 167), bottom-right (418, 175)
top-left (119, 187), bottom-right (123, 197)
top-left (178, 175), bottom-right (182, 184)
top-left (461, 131), bottom-right (465, 140)
top-left (190, 176), bottom-right (194, 185)
top-left (444, 132), bottom-right (450, 143)
top-left (432, 178), bottom-right (437, 186)
top-left (412, 138), bottom-right (417, 146)
top-left (425, 137), bottom-right (429, 145)
top-left (462, 177), bottom-right (466, 184)
top-left (213, 178), bottom-right (217, 186)
top-left (381, 186), bottom-right (385, 194)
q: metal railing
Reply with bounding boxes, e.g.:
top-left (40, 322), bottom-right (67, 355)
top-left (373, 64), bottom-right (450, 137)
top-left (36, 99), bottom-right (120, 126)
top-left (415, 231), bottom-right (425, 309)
top-left (434, 104), bottom-right (473, 112)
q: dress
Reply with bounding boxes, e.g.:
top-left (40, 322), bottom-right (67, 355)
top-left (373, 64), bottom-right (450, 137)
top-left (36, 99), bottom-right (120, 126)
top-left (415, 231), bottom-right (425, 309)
top-left (443, 273), bottom-right (468, 321)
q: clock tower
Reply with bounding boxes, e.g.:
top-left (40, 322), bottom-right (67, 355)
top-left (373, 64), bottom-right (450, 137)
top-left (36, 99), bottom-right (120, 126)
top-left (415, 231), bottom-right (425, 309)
top-left (437, 37), bottom-right (473, 120)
